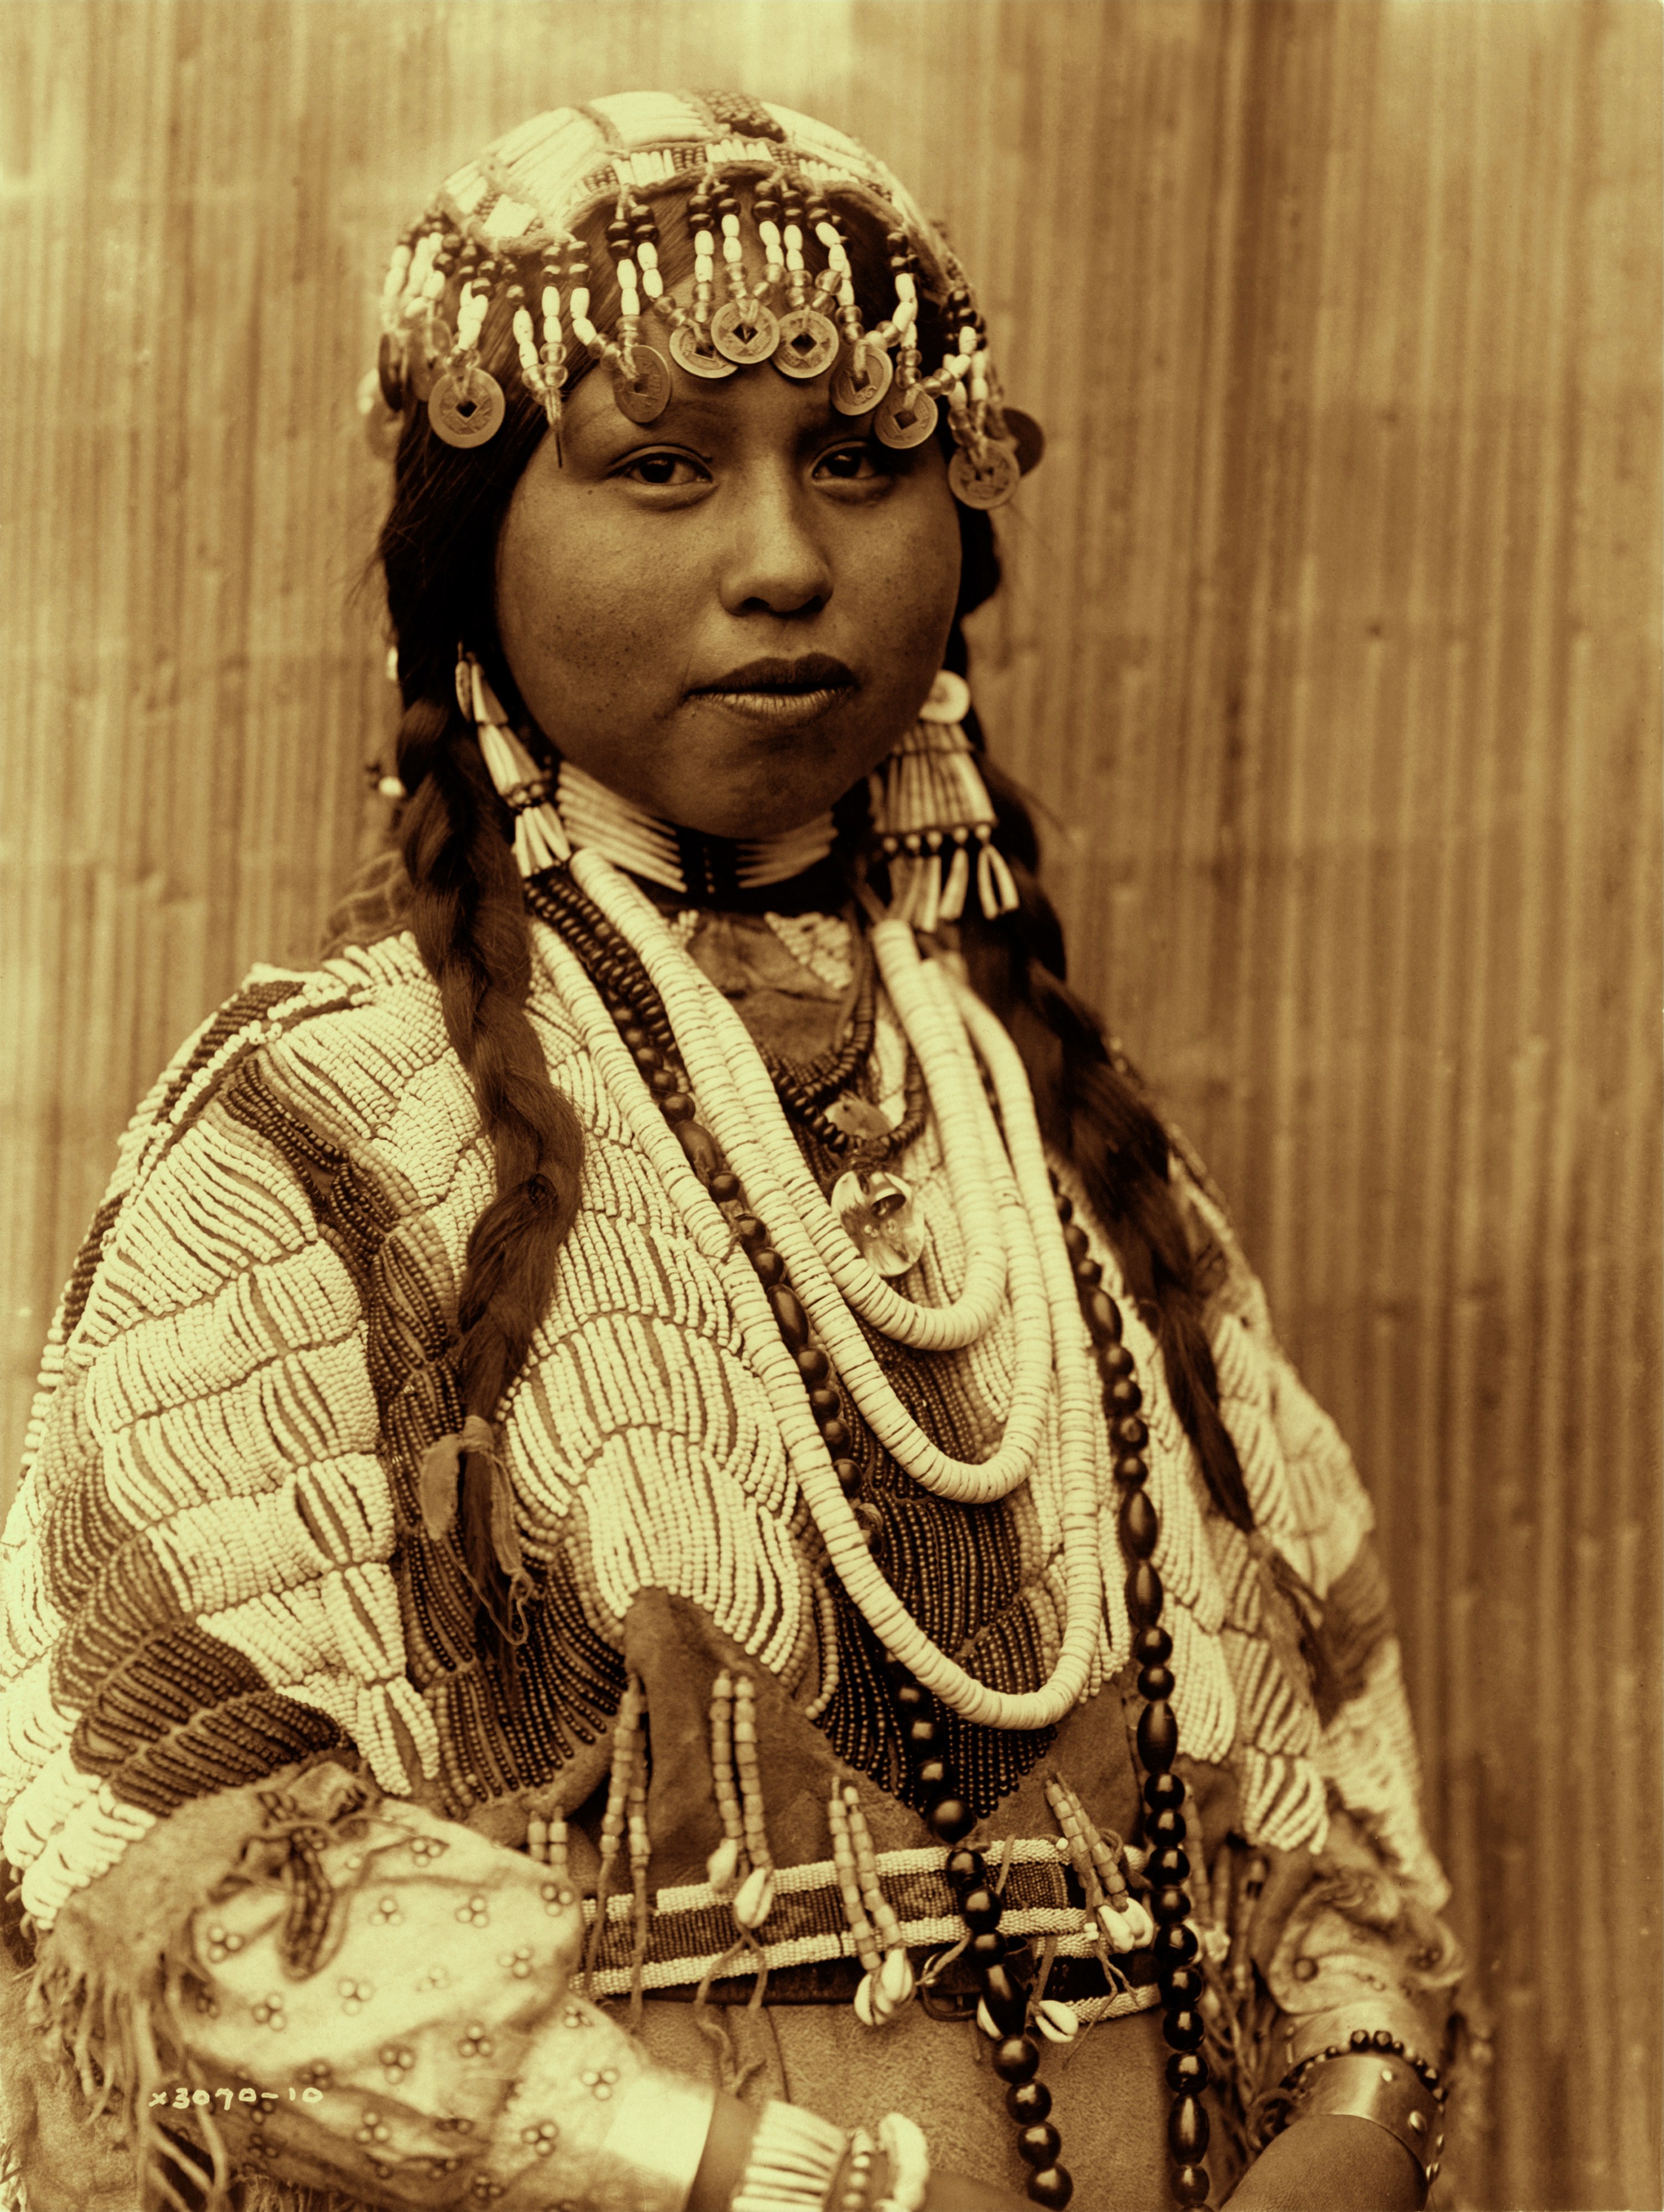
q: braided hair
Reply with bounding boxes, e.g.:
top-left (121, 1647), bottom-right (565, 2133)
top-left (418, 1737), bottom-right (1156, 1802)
top-left (368, 193), bottom-right (1250, 1659)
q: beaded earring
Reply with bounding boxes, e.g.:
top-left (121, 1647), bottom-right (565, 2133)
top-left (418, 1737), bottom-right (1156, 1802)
top-left (456, 651), bottom-right (571, 873)
top-left (869, 671), bottom-right (1020, 930)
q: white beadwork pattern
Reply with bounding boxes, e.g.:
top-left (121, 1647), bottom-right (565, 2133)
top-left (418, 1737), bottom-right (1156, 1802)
top-left (1, 915), bottom-right (1440, 1919)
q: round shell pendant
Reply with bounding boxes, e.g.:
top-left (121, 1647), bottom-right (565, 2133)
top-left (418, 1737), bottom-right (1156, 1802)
top-left (773, 306), bottom-right (841, 380)
top-left (712, 299), bottom-right (782, 366)
top-left (611, 346), bottom-right (672, 423)
top-left (831, 342), bottom-right (895, 416)
top-left (948, 440), bottom-right (1021, 510)
top-left (831, 1168), bottom-right (926, 1278)
top-left (669, 324), bottom-right (738, 380)
top-left (875, 386), bottom-right (938, 450)
top-left (918, 668), bottom-right (972, 725)
top-left (428, 365), bottom-right (505, 448)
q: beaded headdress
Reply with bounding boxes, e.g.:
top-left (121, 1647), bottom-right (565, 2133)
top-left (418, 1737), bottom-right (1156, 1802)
top-left (371, 89), bottom-right (1042, 509)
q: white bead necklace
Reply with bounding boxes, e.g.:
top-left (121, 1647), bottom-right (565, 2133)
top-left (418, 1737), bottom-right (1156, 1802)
top-left (571, 850), bottom-right (1053, 1500)
top-left (571, 851), bottom-right (1009, 1355)
top-left (696, 975), bottom-right (1053, 1502)
top-left (543, 853), bottom-right (1105, 1729)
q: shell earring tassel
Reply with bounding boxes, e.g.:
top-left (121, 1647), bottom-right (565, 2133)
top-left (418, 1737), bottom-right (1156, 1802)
top-left (457, 650), bottom-right (571, 876)
top-left (870, 670), bottom-right (1020, 927)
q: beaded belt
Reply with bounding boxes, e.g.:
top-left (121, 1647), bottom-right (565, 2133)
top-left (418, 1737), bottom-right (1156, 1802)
top-left (578, 1837), bottom-right (1162, 2023)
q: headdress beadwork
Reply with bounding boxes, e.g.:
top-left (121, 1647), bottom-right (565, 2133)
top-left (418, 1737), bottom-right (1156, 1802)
top-left (371, 91), bottom-right (1042, 509)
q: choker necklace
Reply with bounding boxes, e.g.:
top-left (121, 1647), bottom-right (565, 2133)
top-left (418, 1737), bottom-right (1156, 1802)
top-left (556, 761), bottom-right (838, 900)
top-left (460, 658), bottom-right (839, 900)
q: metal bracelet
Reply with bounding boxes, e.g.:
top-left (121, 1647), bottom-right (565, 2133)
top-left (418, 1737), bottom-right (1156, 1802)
top-left (731, 2099), bottom-right (850, 2212)
top-left (1289, 2049), bottom-right (1446, 2192)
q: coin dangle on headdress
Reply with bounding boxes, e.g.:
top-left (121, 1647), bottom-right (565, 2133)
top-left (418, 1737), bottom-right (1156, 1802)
top-left (429, 365), bottom-right (506, 448)
top-left (612, 345), bottom-right (673, 423)
top-left (831, 342), bottom-right (895, 417)
top-left (670, 324), bottom-right (738, 380)
top-left (875, 386), bottom-right (938, 450)
top-left (772, 307), bottom-right (841, 381)
top-left (948, 440), bottom-right (1021, 510)
top-left (712, 300), bottom-right (783, 367)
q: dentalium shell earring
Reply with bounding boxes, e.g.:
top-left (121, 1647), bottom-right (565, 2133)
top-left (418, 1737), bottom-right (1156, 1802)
top-left (869, 671), bottom-right (1020, 931)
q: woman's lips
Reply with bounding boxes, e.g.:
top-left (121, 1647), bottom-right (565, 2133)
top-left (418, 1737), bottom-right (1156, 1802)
top-left (692, 685), bottom-right (852, 725)
top-left (689, 653), bottom-right (857, 726)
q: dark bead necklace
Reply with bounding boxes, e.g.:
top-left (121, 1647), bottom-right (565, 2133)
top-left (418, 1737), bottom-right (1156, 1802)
top-left (525, 870), bottom-right (1213, 2210)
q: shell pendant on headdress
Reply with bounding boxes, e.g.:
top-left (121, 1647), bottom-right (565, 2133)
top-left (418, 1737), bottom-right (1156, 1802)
top-left (869, 670), bottom-right (1020, 933)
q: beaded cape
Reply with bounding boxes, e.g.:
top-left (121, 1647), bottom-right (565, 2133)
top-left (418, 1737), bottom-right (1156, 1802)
top-left (0, 923), bottom-right (1445, 1946)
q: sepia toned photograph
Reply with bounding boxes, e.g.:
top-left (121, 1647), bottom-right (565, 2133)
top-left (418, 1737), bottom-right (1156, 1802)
top-left (1, 5), bottom-right (1657, 2211)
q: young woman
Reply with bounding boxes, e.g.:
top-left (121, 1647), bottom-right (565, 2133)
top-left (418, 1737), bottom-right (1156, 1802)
top-left (0, 92), bottom-right (1461, 2212)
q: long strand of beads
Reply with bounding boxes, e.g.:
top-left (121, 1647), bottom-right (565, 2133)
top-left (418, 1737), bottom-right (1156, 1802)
top-left (804, 1574), bottom-right (842, 1723)
top-left (530, 913), bottom-right (1100, 1731)
top-left (561, 865), bottom-right (1058, 1504)
top-left (584, 1672), bottom-right (644, 1987)
top-left (827, 1786), bottom-right (884, 1978)
top-left (1056, 1188), bottom-right (1214, 2209)
top-left (859, 1466), bottom-right (1074, 2199)
top-left (731, 1675), bottom-right (777, 1930)
top-left (626, 1725), bottom-right (652, 2024)
top-left (841, 1786), bottom-right (913, 2022)
top-left (706, 1671), bottom-right (746, 1896)
top-left (692, 972), bottom-right (1056, 1500)
top-left (566, 851), bottom-right (1011, 1355)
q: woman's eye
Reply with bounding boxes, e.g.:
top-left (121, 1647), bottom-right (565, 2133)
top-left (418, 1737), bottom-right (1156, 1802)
top-left (814, 444), bottom-right (884, 482)
top-left (616, 452), bottom-right (708, 488)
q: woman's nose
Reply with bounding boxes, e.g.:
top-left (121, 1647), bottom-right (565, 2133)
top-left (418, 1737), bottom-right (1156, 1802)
top-left (717, 471), bottom-right (833, 616)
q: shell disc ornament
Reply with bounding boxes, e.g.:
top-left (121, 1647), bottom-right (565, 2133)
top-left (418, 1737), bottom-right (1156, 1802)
top-left (875, 386), bottom-right (938, 451)
top-left (831, 342), bottom-right (895, 416)
top-left (428, 365), bottom-right (506, 448)
top-left (670, 325), bottom-right (738, 380)
top-left (611, 345), bottom-right (672, 423)
top-left (948, 440), bottom-right (1021, 510)
top-left (712, 299), bottom-right (782, 366)
top-left (831, 1168), bottom-right (926, 1278)
top-left (917, 668), bottom-right (972, 725)
top-left (773, 306), bottom-right (841, 380)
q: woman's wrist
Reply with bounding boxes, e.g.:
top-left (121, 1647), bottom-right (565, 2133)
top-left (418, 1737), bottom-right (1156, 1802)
top-left (1223, 2113), bottom-right (1427, 2211)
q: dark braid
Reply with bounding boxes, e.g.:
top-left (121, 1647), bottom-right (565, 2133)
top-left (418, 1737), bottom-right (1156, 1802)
top-left (392, 690), bottom-right (585, 1647)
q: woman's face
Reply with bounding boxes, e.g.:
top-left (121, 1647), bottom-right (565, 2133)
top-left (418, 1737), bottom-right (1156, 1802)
top-left (494, 283), bottom-right (962, 839)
